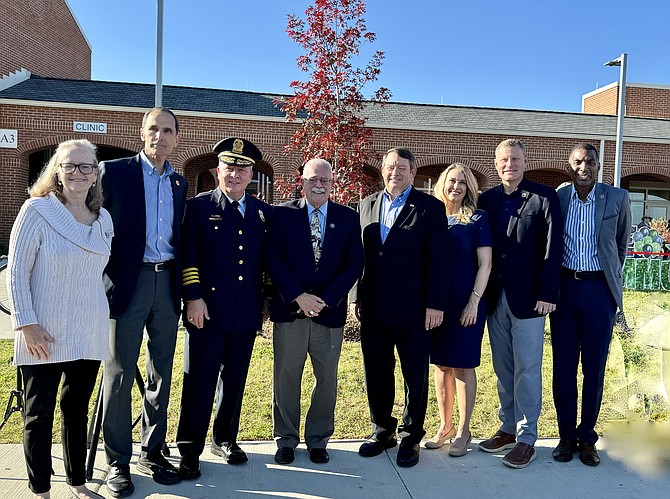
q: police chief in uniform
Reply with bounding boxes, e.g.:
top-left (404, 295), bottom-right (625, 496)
top-left (176, 138), bottom-right (271, 479)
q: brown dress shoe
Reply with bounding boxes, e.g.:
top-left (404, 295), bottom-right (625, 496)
top-left (579, 442), bottom-right (601, 466)
top-left (478, 430), bottom-right (516, 453)
top-left (552, 439), bottom-right (577, 462)
top-left (502, 442), bottom-right (536, 469)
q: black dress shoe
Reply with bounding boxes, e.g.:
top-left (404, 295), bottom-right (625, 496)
top-left (274, 447), bottom-right (295, 465)
top-left (552, 439), bottom-right (578, 462)
top-left (211, 441), bottom-right (248, 464)
top-left (106, 464), bottom-right (134, 498)
top-left (358, 434), bottom-right (397, 457)
top-left (179, 455), bottom-right (201, 480)
top-left (396, 439), bottom-right (420, 468)
top-left (579, 442), bottom-right (601, 466)
top-left (136, 452), bottom-right (182, 485)
top-left (309, 448), bottom-right (330, 464)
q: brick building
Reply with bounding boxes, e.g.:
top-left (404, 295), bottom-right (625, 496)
top-left (583, 82), bottom-right (670, 120)
top-left (0, 0), bottom-right (91, 80)
top-left (1, 0), bottom-right (669, 249)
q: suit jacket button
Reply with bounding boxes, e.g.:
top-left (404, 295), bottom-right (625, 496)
top-left (379, 251), bottom-right (383, 256)
top-left (501, 253), bottom-right (506, 258)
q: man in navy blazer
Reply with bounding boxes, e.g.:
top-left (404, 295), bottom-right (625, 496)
top-left (267, 159), bottom-right (362, 465)
top-left (477, 139), bottom-right (563, 469)
top-left (550, 143), bottom-right (630, 466)
top-left (351, 147), bottom-right (449, 468)
top-left (101, 107), bottom-right (187, 496)
top-left (176, 138), bottom-right (271, 478)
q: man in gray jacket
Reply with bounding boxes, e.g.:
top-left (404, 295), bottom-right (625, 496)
top-left (550, 142), bottom-right (631, 467)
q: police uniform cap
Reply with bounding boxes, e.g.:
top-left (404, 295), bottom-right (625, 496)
top-left (213, 137), bottom-right (262, 167)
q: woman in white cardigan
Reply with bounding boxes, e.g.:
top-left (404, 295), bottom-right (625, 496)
top-left (7, 139), bottom-right (113, 499)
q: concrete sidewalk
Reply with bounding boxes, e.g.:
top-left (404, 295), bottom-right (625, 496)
top-left (1, 438), bottom-right (668, 499)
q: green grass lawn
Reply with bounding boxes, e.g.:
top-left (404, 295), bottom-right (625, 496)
top-left (0, 290), bottom-right (668, 444)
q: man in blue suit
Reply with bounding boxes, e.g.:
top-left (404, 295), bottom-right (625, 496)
top-left (352, 147), bottom-right (450, 468)
top-left (477, 139), bottom-right (563, 469)
top-left (550, 143), bottom-right (631, 466)
top-left (101, 107), bottom-right (187, 496)
top-left (176, 138), bottom-right (271, 479)
top-left (267, 158), bottom-right (363, 465)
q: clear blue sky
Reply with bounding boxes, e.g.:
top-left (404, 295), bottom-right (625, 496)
top-left (66, 0), bottom-right (670, 113)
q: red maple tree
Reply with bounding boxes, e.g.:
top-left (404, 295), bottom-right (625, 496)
top-left (276, 0), bottom-right (391, 204)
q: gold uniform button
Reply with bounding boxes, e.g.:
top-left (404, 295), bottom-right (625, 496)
top-left (211, 287), bottom-right (216, 291)
top-left (238, 230), bottom-right (243, 235)
top-left (238, 276), bottom-right (243, 281)
top-left (239, 245), bottom-right (243, 250)
top-left (214, 226), bottom-right (219, 230)
top-left (239, 260), bottom-right (244, 265)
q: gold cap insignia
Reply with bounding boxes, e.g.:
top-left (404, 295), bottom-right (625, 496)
top-left (232, 139), bottom-right (244, 155)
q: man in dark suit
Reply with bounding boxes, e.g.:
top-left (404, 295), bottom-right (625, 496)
top-left (101, 107), bottom-right (187, 496)
top-left (267, 158), bottom-right (363, 465)
top-left (176, 138), bottom-right (271, 479)
top-left (550, 143), bottom-right (631, 466)
top-left (351, 147), bottom-right (449, 468)
top-left (477, 138), bottom-right (563, 469)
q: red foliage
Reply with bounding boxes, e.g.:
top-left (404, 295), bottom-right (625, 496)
top-left (275, 0), bottom-right (391, 204)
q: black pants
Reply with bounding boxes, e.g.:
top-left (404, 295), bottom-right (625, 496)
top-left (176, 326), bottom-right (256, 457)
top-left (20, 359), bottom-right (100, 494)
top-left (360, 321), bottom-right (430, 443)
top-left (550, 273), bottom-right (617, 444)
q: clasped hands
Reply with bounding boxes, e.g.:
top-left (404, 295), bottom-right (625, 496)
top-left (295, 293), bottom-right (325, 317)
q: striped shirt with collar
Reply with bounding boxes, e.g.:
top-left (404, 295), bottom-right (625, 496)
top-left (563, 184), bottom-right (601, 271)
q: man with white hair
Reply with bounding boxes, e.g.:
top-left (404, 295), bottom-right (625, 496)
top-left (266, 159), bottom-right (363, 465)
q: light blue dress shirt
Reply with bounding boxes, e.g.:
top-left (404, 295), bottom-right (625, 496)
top-left (380, 185), bottom-right (412, 243)
top-left (140, 151), bottom-right (175, 263)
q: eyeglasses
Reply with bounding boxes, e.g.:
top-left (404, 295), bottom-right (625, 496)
top-left (303, 177), bottom-right (333, 185)
top-left (60, 163), bottom-right (98, 175)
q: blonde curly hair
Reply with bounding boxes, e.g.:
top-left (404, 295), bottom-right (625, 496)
top-left (434, 163), bottom-right (480, 223)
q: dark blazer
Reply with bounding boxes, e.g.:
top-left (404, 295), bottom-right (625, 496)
top-left (181, 189), bottom-right (271, 332)
top-left (100, 153), bottom-right (187, 317)
top-left (351, 187), bottom-right (450, 329)
top-left (478, 177), bottom-right (563, 319)
top-left (557, 183), bottom-right (631, 310)
top-left (267, 198), bottom-right (363, 329)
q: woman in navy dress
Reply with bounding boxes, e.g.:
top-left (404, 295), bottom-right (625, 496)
top-left (425, 163), bottom-right (492, 457)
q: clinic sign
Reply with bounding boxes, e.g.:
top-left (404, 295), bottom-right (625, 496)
top-left (0, 129), bottom-right (18, 148)
top-left (623, 256), bottom-right (670, 292)
top-left (73, 121), bottom-right (107, 133)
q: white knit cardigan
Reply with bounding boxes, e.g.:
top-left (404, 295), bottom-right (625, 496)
top-left (8, 193), bottom-right (114, 365)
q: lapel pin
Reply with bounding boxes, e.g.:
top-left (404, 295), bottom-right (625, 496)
top-left (259, 210), bottom-right (266, 222)
top-left (599, 194), bottom-right (605, 199)
top-left (521, 192), bottom-right (528, 198)
top-left (175, 180), bottom-right (180, 186)
top-left (330, 223), bottom-right (335, 228)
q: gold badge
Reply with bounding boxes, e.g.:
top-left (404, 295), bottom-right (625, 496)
top-left (233, 139), bottom-right (244, 155)
top-left (259, 210), bottom-right (266, 222)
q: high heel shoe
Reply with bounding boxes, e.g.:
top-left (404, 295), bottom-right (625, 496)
top-left (424, 426), bottom-right (456, 449)
top-left (67, 485), bottom-right (104, 499)
top-left (448, 432), bottom-right (472, 457)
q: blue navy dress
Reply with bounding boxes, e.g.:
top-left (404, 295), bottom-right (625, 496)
top-left (430, 210), bottom-right (493, 368)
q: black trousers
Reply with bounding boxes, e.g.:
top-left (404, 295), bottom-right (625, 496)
top-left (20, 359), bottom-right (100, 494)
top-left (550, 273), bottom-right (617, 444)
top-left (176, 326), bottom-right (256, 458)
top-left (360, 321), bottom-right (430, 443)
